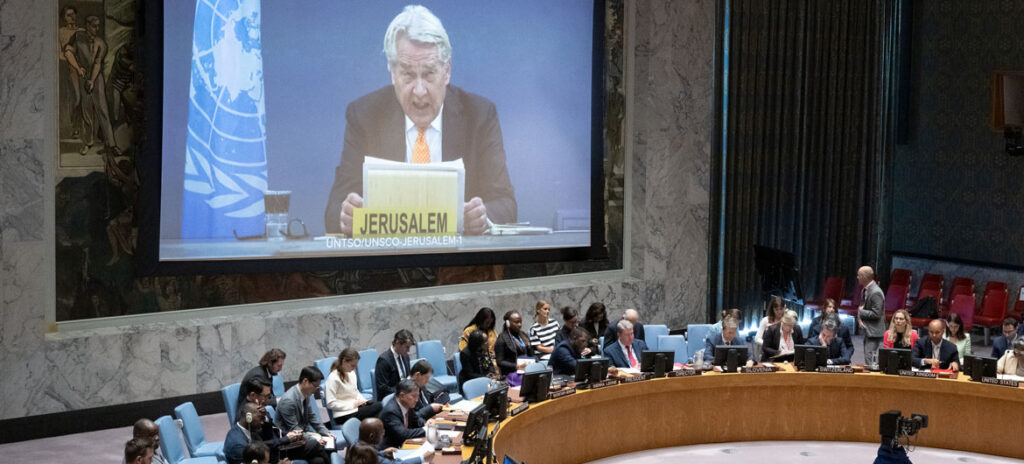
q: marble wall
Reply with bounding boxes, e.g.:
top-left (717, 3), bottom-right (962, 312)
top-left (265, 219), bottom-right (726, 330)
top-left (0, 0), bottom-right (715, 421)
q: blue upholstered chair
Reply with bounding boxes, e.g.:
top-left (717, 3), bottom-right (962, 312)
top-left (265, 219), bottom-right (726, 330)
top-left (358, 348), bottom-right (379, 400)
top-left (155, 415), bottom-right (220, 464)
top-left (416, 340), bottom-right (458, 393)
top-left (644, 324), bottom-right (669, 351)
top-left (220, 383), bottom-right (240, 428)
top-left (658, 335), bottom-right (688, 364)
top-left (173, 402), bottom-right (225, 461)
top-left (462, 377), bottom-right (491, 400)
top-left (271, 374), bottom-right (285, 399)
top-left (686, 324), bottom-right (713, 359)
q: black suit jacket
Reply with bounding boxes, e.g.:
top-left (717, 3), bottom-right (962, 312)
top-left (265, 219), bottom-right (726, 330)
top-left (375, 349), bottom-right (410, 401)
top-left (761, 324), bottom-right (805, 361)
top-left (494, 330), bottom-right (533, 377)
top-left (380, 397), bottom-right (425, 449)
top-left (911, 338), bottom-right (960, 369)
top-left (807, 334), bottom-right (854, 365)
top-left (806, 317), bottom-right (855, 353)
top-left (602, 322), bottom-right (645, 348)
top-left (992, 335), bottom-right (1016, 359)
top-left (238, 365), bottom-right (276, 407)
top-left (324, 85), bottom-right (517, 233)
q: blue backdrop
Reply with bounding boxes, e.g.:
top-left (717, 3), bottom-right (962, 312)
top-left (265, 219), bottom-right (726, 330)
top-left (161, 0), bottom-right (595, 239)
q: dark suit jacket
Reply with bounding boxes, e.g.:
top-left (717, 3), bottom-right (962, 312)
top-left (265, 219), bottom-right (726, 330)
top-left (549, 340), bottom-right (582, 376)
top-left (605, 339), bottom-right (649, 368)
top-left (494, 330), bottom-right (534, 377)
top-left (325, 85), bottom-right (517, 233)
top-left (375, 348), bottom-right (411, 401)
top-left (992, 335), bottom-right (1016, 359)
top-left (761, 324), bottom-right (805, 361)
top-left (911, 338), bottom-right (960, 369)
top-left (413, 385), bottom-right (444, 421)
top-left (860, 282), bottom-right (887, 338)
top-left (704, 332), bottom-right (753, 363)
top-left (602, 322), bottom-right (645, 348)
top-left (806, 317), bottom-right (854, 352)
top-left (238, 365), bottom-right (276, 407)
top-left (380, 397), bottom-right (425, 450)
top-left (807, 334), bottom-right (854, 365)
top-left (224, 423), bottom-right (291, 464)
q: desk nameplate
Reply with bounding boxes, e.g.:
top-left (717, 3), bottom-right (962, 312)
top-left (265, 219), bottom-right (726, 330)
top-left (619, 375), bottom-right (647, 384)
top-left (982, 377), bottom-right (1020, 388)
top-left (741, 366), bottom-right (777, 374)
top-left (509, 403), bottom-right (529, 416)
top-left (548, 387), bottom-right (576, 400)
top-left (589, 379), bottom-right (618, 389)
top-left (817, 366), bottom-right (855, 374)
top-left (668, 369), bottom-right (701, 378)
top-left (899, 370), bottom-right (937, 379)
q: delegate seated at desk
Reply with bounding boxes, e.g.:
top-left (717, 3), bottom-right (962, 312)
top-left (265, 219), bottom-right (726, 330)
top-left (997, 337), bottom-right (1024, 376)
top-left (549, 327), bottom-right (593, 375)
top-left (380, 379), bottom-right (434, 450)
top-left (605, 320), bottom-right (648, 369)
top-left (911, 320), bottom-right (960, 371)
top-left (323, 5), bottom-right (516, 237)
top-left (806, 318), bottom-right (853, 365)
top-left (704, 317), bottom-right (754, 368)
top-left (761, 310), bottom-right (804, 362)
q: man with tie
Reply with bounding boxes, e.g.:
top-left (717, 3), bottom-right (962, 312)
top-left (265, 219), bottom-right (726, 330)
top-left (376, 329), bottom-right (415, 401)
top-left (408, 360), bottom-right (447, 421)
top-left (912, 319), bottom-right (960, 371)
top-left (856, 266), bottom-right (887, 368)
top-left (605, 320), bottom-right (648, 369)
top-left (325, 5), bottom-right (517, 236)
top-left (380, 379), bottom-right (436, 449)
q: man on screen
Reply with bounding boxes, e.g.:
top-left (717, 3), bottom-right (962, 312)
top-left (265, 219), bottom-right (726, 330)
top-left (324, 5), bottom-right (517, 236)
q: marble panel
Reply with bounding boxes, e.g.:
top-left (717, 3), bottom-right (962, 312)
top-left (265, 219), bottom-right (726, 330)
top-left (0, 0), bottom-right (49, 140)
top-left (0, 139), bottom-right (44, 242)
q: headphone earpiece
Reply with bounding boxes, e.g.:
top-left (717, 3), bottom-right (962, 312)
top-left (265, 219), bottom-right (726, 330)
top-left (245, 412), bottom-right (253, 425)
top-left (505, 319), bottom-right (510, 328)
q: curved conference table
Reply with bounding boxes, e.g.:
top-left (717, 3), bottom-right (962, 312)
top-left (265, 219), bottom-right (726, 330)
top-left (487, 368), bottom-right (1024, 463)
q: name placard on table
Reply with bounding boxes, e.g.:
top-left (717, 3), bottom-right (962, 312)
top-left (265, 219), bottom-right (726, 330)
top-left (817, 366), bottom-right (855, 374)
top-left (741, 366), bottom-right (777, 374)
top-left (589, 379), bottom-right (619, 389)
top-left (548, 387), bottom-right (576, 399)
top-left (899, 370), bottom-right (937, 379)
top-left (510, 403), bottom-right (529, 416)
top-left (982, 377), bottom-right (1021, 388)
top-left (668, 369), bottom-right (702, 377)
top-left (619, 374), bottom-right (648, 384)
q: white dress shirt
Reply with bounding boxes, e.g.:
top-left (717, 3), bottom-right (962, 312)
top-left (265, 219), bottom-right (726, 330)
top-left (404, 107), bottom-right (444, 163)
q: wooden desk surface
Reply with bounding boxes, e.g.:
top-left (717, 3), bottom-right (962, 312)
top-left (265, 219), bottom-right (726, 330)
top-left (488, 369), bottom-right (1024, 463)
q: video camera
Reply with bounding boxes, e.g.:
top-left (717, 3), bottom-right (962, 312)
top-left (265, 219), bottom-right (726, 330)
top-left (879, 410), bottom-right (928, 448)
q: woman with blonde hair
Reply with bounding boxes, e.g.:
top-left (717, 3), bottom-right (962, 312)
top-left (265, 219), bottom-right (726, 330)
top-left (883, 309), bottom-right (918, 349)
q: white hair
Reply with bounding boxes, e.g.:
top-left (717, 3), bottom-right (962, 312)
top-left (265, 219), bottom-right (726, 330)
top-left (781, 310), bottom-right (798, 325)
top-left (383, 5), bottom-right (451, 68)
top-left (617, 319), bottom-right (634, 331)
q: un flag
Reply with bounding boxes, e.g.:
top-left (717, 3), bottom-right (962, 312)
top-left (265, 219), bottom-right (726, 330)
top-left (182, 0), bottom-right (268, 238)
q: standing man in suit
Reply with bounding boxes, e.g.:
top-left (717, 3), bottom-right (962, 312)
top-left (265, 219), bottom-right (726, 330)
top-left (274, 366), bottom-right (333, 464)
top-left (856, 266), bottom-right (886, 368)
top-left (807, 318), bottom-right (854, 365)
top-left (602, 308), bottom-right (646, 349)
top-left (325, 5), bottom-right (516, 236)
top-left (991, 318), bottom-right (1018, 359)
top-left (912, 320), bottom-right (960, 371)
top-left (703, 317), bottom-right (754, 368)
top-left (380, 379), bottom-right (435, 449)
top-left (605, 320), bottom-right (648, 368)
top-left (376, 329), bottom-right (415, 401)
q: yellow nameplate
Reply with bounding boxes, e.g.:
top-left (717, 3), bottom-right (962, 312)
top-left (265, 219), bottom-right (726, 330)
top-left (352, 208), bottom-right (456, 238)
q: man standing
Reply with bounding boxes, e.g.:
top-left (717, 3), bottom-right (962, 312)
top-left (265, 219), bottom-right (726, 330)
top-left (857, 266), bottom-right (886, 368)
top-left (912, 320), bottom-right (960, 371)
top-left (324, 5), bottom-right (517, 236)
top-left (66, 15), bottom-right (117, 156)
top-left (376, 329), bottom-right (415, 400)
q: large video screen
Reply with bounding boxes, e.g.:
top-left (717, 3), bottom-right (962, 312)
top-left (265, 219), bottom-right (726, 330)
top-left (146, 0), bottom-right (603, 272)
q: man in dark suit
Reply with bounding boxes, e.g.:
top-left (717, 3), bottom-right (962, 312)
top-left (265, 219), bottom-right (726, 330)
top-left (602, 308), bottom-right (645, 349)
top-left (376, 329), bottom-right (415, 401)
top-left (703, 317), bottom-right (754, 368)
top-left (224, 402), bottom-right (305, 464)
top-left (239, 348), bottom-right (286, 407)
top-left (381, 379), bottom-right (434, 449)
top-left (807, 310), bottom-right (855, 355)
top-left (275, 366), bottom-right (333, 464)
top-left (549, 327), bottom-right (593, 376)
top-left (409, 360), bottom-right (447, 421)
top-left (992, 318), bottom-right (1018, 358)
top-left (605, 320), bottom-right (649, 368)
top-left (807, 318), bottom-right (854, 365)
top-left (857, 266), bottom-right (887, 367)
top-left (912, 320), bottom-right (960, 371)
top-left (357, 417), bottom-right (430, 464)
top-left (324, 5), bottom-right (516, 236)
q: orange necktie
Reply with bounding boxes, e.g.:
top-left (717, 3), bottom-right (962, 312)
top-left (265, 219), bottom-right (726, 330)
top-left (412, 128), bottom-right (430, 164)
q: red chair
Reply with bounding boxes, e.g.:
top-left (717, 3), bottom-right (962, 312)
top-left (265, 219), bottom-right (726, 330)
top-left (890, 268), bottom-right (912, 288)
top-left (1009, 285), bottom-right (1024, 323)
top-left (974, 288), bottom-right (1009, 345)
top-left (909, 285), bottom-right (943, 327)
top-left (949, 294), bottom-right (975, 332)
top-left (985, 281), bottom-right (1007, 293)
top-left (883, 284), bottom-right (909, 322)
top-left (806, 276), bottom-right (845, 311)
top-left (839, 283), bottom-right (864, 317)
top-left (949, 284), bottom-right (975, 315)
